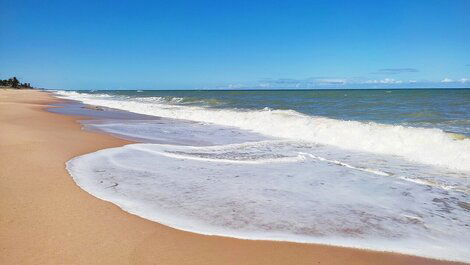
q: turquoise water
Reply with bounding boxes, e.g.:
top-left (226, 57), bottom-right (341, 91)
top-left (83, 89), bottom-right (470, 135)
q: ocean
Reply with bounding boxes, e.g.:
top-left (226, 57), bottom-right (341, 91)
top-left (55, 89), bottom-right (470, 262)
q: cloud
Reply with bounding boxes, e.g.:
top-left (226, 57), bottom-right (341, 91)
top-left (260, 77), bottom-right (422, 87)
top-left (227, 83), bottom-right (245, 89)
top-left (211, 76), bottom-right (469, 90)
top-left (440, 78), bottom-right (470, 83)
top-left (267, 78), bottom-right (302, 85)
top-left (314, 78), bottom-right (347, 85)
top-left (372, 68), bottom-right (419, 75)
top-left (364, 78), bottom-right (403, 84)
top-left (257, 77), bottom-right (348, 88)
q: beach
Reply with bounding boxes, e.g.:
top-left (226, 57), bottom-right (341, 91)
top-left (0, 89), bottom-right (467, 265)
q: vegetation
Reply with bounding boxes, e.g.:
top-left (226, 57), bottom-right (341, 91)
top-left (0, 77), bottom-right (33, 89)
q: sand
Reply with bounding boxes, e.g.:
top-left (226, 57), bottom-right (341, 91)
top-left (0, 89), bottom-right (465, 265)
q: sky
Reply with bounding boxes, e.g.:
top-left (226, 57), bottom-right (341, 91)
top-left (1, 0), bottom-right (469, 90)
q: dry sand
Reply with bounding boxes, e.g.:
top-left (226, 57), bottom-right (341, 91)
top-left (0, 89), bottom-right (465, 265)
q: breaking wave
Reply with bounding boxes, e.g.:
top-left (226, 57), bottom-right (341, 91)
top-left (56, 90), bottom-right (470, 171)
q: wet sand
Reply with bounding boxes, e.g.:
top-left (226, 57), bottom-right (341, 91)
top-left (0, 89), bottom-right (466, 265)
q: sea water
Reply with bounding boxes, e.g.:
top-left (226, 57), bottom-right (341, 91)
top-left (56, 89), bottom-right (470, 262)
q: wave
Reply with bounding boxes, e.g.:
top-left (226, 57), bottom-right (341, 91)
top-left (55, 90), bottom-right (470, 171)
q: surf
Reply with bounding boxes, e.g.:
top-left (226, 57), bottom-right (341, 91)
top-left (56, 90), bottom-right (470, 172)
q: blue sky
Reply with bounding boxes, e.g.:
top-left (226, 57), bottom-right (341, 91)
top-left (1, 0), bottom-right (469, 89)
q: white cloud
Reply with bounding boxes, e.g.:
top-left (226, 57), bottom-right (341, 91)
top-left (214, 76), bottom-right (468, 90)
top-left (227, 83), bottom-right (244, 89)
top-left (364, 78), bottom-right (403, 84)
top-left (315, 78), bottom-right (347, 84)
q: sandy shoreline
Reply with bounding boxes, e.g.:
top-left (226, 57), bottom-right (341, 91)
top-left (0, 89), bottom-right (465, 265)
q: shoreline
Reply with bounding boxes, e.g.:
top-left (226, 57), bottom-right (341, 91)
top-left (0, 89), bottom-right (466, 265)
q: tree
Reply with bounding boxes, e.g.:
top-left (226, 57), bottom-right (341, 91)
top-left (0, 76), bottom-right (33, 89)
top-left (10, 77), bottom-right (19, 88)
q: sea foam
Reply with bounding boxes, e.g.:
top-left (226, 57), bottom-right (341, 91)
top-left (67, 141), bottom-right (470, 262)
top-left (56, 90), bottom-right (470, 171)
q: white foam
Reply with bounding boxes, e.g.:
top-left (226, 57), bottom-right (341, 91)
top-left (67, 142), bottom-right (470, 262)
top-left (56, 90), bottom-right (470, 171)
top-left (83, 119), bottom-right (268, 146)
